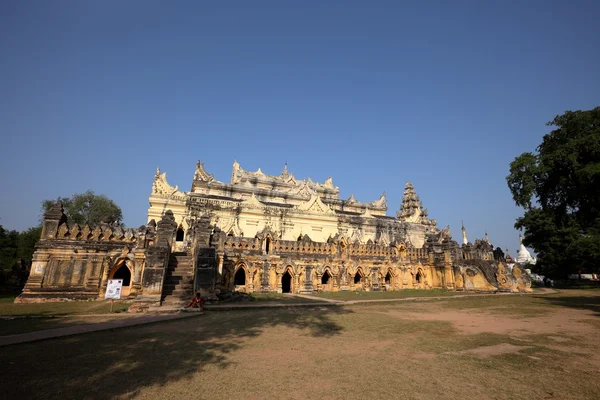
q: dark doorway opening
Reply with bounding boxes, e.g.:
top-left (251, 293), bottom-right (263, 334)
top-left (282, 271), bottom-right (292, 293)
top-left (416, 270), bottom-right (423, 284)
top-left (176, 227), bottom-right (184, 242)
top-left (234, 268), bottom-right (246, 286)
top-left (265, 237), bottom-right (271, 254)
top-left (385, 272), bottom-right (391, 284)
top-left (321, 271), bottom-right (331, 285)
top-left (113, 264), bottom-right (131, 286)
top-left (354, 272), bottom-right (362, 284)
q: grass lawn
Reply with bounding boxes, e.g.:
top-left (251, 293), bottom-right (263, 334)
top-left (0, 293), bottom-right (131, 316)
top-left (1, 289), bottom-right (599, 399)
top-left (309, 288), bottom-right (490, 301)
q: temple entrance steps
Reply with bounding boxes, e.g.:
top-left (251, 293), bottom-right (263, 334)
top-left (161, 252), bottom-right (195, 307)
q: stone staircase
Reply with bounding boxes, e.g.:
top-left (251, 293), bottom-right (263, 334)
top-left (161, 252), bottom-right (195, 307)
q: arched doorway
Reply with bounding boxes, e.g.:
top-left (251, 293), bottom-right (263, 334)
top-left (385, 271), bottom-right (392, 285)
top-left (109, 262), bottom-right (132, 297)
top-left (321, 270), bottom-right (332, 291)
top-left (265, 236), bottom-right (271, 254)
top-left (415, 270), bottom-right (423, 284)
top-left (282, 271), bottom-right (293, 293)
top-left (354, 271), bottom-right (362, 285)
top-left (234, 268), bottom-right (246, 286)
top-left (176, 227), bottom-right (185, 242)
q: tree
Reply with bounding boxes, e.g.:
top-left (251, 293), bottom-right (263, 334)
top-left (493, 247), bottom-right (505, 261)
top-left (18, 226), bottom-right (42, 261)
top-left (42, 190), bottom-right (123, 227)
top-left (0, 225), bottom-right (19, 270)
top-left (507, 107), bottom-right (600, 278)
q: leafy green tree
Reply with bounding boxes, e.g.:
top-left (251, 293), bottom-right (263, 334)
top-left (507, 107), bottom-right (600, 278)
top-left (42, 190), bottom-right (123, 227)
top-left (18, 226), bottom-right (42, 261)
top-left (492, 247), bottom-right (505, 261)
top-left (0, 225), bottom-right (19, 270)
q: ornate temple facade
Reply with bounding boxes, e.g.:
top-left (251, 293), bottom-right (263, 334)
top-left (17, 161), bottom-right (531, 305)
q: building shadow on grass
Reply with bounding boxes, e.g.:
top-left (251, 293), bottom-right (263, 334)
top-left (1, 306), bottom-right (351, 399)
top-left (536, 294), bottom-right (600, 316)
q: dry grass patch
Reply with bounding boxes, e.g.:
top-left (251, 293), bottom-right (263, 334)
top-left (0, 296), bottom-right (131, 316)
top-left (2, 290), bottom-right (600, 400)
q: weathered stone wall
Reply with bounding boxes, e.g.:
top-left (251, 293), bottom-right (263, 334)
top-left (17, 201), bottom-right (531, 304)
top-left (211, 232), bottom-right (530, 294)
top-left (15, 203), bottom-right (178, 303)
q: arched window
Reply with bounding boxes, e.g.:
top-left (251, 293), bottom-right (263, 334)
top-left (265, 236), bottom-right (271, 254)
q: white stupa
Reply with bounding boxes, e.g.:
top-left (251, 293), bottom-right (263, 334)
top-left (516, 234), bottom-right (536, 265)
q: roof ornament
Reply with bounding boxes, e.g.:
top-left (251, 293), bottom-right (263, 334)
top-left (323, 176), bottom-right (334, 189)
top-left (194, 160), bottom-right (215, 182)
top-left (371, 192), bottom-right (387, 208)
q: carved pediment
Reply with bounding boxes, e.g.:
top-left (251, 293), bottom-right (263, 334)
top-left (350, 228), bottom-right (363, 244)
top-left (240, 193), bottom-right (264, 208)
top-left (296, 195), bottom-right (336, 216)
top-left (378, 231), bottom-right (391, 246)
top-left (294, 181), bottom-right (317, 197)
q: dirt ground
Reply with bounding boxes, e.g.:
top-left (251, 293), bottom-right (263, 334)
top-left (1, 289), bottom-right (599, 400)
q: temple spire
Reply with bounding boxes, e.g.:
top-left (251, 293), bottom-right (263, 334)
top-left (397, 182), bottom-right (422, 221)
top-left (461, 221), bottom-right (468, 245)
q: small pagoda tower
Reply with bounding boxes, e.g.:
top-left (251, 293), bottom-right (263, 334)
top-left (397, 182), bottom-right (423, 222)
top-left (461, 221), bottom-right (468, 245)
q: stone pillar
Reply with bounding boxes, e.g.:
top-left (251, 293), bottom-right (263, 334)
top-left (217, 252), bottom-right (224, 275)
top-left (261, 262), bottom-right (271, 291)
top-left (276, 272), bottom-right (282, 293)
top-left (303, 266), bottom-right (313, 293)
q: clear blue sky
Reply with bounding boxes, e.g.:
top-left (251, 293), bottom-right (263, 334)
top-left (1, 0), bottom-right (598, 255)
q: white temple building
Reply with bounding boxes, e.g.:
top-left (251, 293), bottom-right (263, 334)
top-left (515, 234), bottom-right (536, 265)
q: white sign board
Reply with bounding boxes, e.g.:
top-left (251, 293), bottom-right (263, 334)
top-left (105, 279), bottom-right (123, 300)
